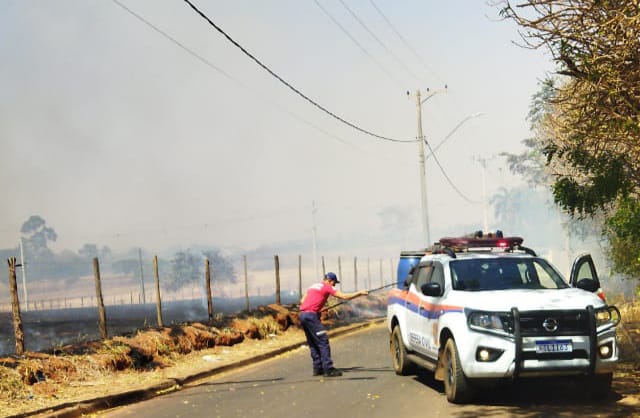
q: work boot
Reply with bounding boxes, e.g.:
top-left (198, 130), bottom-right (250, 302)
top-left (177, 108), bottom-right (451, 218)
top-left (313, 369), bottom-right (324, 376)
top-left (323, 368), bottom-right (343, 377)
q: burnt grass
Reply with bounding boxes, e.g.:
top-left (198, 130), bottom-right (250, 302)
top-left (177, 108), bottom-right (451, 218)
top-left (0, 294), bottom-right (304, 355)
top-left (0, 294), bottom-right (388, 406)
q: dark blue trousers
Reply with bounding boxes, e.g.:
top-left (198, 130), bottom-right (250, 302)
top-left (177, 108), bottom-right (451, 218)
top-left (299, 311), bottom-right (334, 371)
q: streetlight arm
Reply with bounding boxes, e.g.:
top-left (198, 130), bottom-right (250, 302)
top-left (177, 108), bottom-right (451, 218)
top-left (426, 112), bottom-right (484, 160)
top-left (420, 86), bottom-right (448, 105)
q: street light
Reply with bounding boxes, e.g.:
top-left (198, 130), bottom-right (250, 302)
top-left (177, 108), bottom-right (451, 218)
top-left (413, 89), bottom-right (483, 245)
top-left (425, 112), bottom-right (484, 160)
top-left (413, 87), bottom-right (447, 246)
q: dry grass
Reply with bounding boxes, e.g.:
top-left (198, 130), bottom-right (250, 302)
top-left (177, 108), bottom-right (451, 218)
top-left (0, 294), bottom-right (391, 417)
top-left (0, 304), bottom-right (294, 417)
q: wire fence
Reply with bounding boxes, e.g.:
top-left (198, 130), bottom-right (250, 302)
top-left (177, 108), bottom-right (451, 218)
top-left (0, 253), bottom-right (397, 355)
top-left (0, 253), bottom-right (397, 312)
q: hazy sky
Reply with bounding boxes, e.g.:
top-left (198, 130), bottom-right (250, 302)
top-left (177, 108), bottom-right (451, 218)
top-left (0, 0), bottom-right (553, 255)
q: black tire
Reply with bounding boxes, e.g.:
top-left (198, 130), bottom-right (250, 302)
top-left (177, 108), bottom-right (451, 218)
top-left (390, 326), bottom-right (413, 375)
top-left (443, 338), bottom-right (473, 403)
top-left (586, 373), bottom-right (612, 400)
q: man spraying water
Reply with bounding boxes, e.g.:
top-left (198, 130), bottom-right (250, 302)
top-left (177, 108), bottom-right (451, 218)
top-left (298, 272), bottom-right (368, 377)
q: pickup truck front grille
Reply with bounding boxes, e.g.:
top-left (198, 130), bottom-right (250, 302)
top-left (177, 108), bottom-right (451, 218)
top-left (518, 310), bottom-right (590, 337)
top-left (512, 306), bottom-right (597, 378)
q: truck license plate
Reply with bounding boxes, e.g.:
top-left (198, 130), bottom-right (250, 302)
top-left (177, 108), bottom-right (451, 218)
top-left (535, 340), bottom-right (572, 353)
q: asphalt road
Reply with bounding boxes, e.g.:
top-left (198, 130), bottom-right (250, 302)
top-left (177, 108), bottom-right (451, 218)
top-left (100, 322), bottom-right (638, 418)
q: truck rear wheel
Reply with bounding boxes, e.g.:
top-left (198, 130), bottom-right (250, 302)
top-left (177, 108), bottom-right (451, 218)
top-left (390, 326), bottom-right (413, 375)
top-left (443, 338), bottom-right (473, 403)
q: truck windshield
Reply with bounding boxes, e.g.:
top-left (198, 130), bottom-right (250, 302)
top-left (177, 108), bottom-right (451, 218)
top-left (449, 258), bottom-right (568, 291)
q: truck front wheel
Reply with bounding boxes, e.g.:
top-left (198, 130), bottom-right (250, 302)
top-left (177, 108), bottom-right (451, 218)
top-left (443, 338), bottom-right (473, 403)
top-left (390, 326), bottom-right (413, 375)
top-left (585, 373), bottom-right (612, 400)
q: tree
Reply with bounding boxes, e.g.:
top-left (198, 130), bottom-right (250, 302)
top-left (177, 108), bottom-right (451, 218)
top-left (78, 243), bottom-right (99, 259)
top-left (165, 250), bottom-right (202, 292)
top-left (498, 1), bottom-right (640, 214)
top-left (498, 1), bottom-right (640, 279)
top-left (604, 197), bottom-right (640, 278)
top-left (501, 78), bottom-right (556, 187)
top-left (112, 259), bottom-right (139, 277)
top-left (77, 243), bottom-right (112, 261)
top-left (20, 215), bottom-right (57, 258)
top-left (202, 249), bottom-right (237, 284)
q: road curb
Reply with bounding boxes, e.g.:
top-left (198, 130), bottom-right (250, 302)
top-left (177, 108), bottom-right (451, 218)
top-left (22, 318), bottom-right (386, 418)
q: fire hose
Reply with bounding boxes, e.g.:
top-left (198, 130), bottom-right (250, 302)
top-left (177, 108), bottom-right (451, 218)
top-left (319, 282), bottom-right (397, 312)
top-left (290, 281), bottom-right (397, 313)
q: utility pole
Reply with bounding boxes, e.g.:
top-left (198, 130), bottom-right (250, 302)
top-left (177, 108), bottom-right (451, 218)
top-left (474, 155), bottom-right (494, 233)
top-left (412, 86), bottom-right (447, 246)
top-left (311, 200), bottom-right (319, 279)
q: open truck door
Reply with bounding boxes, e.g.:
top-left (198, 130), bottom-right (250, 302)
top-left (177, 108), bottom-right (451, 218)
top-left (569, 253), bottom-right (606, 302)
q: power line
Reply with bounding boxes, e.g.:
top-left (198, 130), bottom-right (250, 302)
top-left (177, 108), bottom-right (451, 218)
top-left (112, 0), bottom-right (233, 79)
top-left (111, 0), bottom-right (413, 164)
top-left (313, 0), bottom-right (404, 88)
top-left (182, 0), bottom-right (415, 143)
top-left (368, 0), bottom-right (444, 85)
top-left (424, 138), bottom-right (480, 204)
top-left (337, 0), bottom-right (422, 83)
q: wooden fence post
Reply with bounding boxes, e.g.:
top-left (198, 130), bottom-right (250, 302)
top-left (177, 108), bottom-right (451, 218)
top-left (93, 257), bottom-right (108, 340)
top-left (353, 256), bottom-right (358, 291)
top-left (274, 255), bottom-right (281, 305)
top-left (390, 258), bottom-right (394, 284)
top-left (205, 258), bottom-right (213, 322)
top-left (8, 257), bottom-right (25, 355)
top-left (153, 256), bottom-right (163, 327)
top-left (243, 255), bottom-right (249, 311)
top-left (138, 248), bottom-right (146, 305)
top-left (298, 254), bottom-right (302, 300)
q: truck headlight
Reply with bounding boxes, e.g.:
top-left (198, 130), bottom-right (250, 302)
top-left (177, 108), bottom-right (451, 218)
top-left (595, 306), bottom-right (621, 331)
top-left (467, 311), bottom-right (512, 337)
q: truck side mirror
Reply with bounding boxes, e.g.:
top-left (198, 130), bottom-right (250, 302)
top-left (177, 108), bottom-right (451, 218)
top-left (421, 282), bottom-right (442, 297)
top-left (576, 278), bottom-right (600, 293)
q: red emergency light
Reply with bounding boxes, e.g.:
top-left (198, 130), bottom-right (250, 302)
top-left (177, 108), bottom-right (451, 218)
top-left (438, 236), bottom-right (524, 251)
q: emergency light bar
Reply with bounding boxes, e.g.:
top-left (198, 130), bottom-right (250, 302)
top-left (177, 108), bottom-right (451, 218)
top-left (438, 236), bottom-right (524, 252)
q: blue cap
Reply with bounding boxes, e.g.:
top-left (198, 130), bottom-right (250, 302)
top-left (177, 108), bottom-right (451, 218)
top-left (324, 272), bottom-right (339, 283)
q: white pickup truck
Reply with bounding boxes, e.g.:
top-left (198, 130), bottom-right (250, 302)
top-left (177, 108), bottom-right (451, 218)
top-left (387, 233), bottom-right (621, 403)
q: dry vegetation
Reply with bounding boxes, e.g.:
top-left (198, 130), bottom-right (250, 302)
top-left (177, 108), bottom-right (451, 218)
top-left (1, 295), bottom-right (639, 417)
top-left (0, 294), bottom-right (387, 417)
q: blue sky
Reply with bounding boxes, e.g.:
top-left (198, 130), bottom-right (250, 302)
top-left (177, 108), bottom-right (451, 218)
top-left (0, 0), bottom-right (553, 255)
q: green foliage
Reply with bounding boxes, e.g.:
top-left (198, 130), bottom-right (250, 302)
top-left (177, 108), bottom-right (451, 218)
top-left (500, 1), bottom-right (640, 213)
top-left (550, 150), bottom-right (633, 217)
top-left (605, 198), bottom-right (640, 278)
top-left (499, 1), bottom-right (640, 279)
